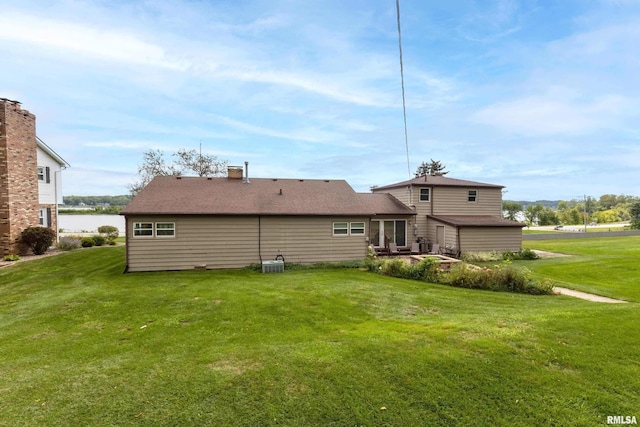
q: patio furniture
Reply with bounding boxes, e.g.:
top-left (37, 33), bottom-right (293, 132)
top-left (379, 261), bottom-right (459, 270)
top-left (410, 242), bottom-right (420, 255)
top-left (389, 242), bottom-right (400, 256)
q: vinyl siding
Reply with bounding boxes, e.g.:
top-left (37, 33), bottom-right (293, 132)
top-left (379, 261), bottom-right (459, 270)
top-left (459, 227), bottom-right (522, 252)
top-left (126, 216), bottom-right (259, 271)
top-left (125, 215), bottom-right (369, 272)
top-left (260, 216), bottom-right (368, 263)
top-left (431, 187), bottom-right (502, 215)
top-left (374, 185), bottom-right (503, 243)
top-left (36, 146), bottom-right (64, 205)
top-left (426, 221), bottom-right (458, 250)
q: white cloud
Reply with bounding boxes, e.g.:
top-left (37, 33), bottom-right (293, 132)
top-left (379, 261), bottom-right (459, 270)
top-left (0, 12), bottom-right (187, 70)
top-left (471, 89), bottom-right (633, 136)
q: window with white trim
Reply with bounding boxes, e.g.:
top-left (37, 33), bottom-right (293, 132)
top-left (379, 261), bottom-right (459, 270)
top-left (156, 222), bottom-right (175, 237)
top-left (468, 189), bottom-right (478, 203)
top-left (419, 188), bottom-right (430, 202)
top-left (37, 167), bottom-right (45, 181)
top-left (133, 222), bottom-right (153, 237)
top-left (350, 222), bottom-right (365, 235)
top-left (332, 222), bottom-right (349, 236)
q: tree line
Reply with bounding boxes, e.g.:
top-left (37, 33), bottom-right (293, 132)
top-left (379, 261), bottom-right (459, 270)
top-left (503, 194), bottom-right (640, 228)
top-left (63, 195), bottom-right (132, 206)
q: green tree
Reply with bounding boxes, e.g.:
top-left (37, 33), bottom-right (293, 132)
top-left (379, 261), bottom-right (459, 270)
top-left (599, 194), bottom-right (618, 210)
top-left (524, 204), bottom-right (544, 226)
top-left (537, 206), bottom-right (559, 226)
top-left (502, 201), bottom-right (523, 221)
top-left (630, 201), bottom-right (640, 229)
top-left (414, 159), bottom-right (448, 177)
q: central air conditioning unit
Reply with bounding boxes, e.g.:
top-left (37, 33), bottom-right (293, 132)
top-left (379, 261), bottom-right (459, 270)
top-left (261, 260), bottom-right (284, 273)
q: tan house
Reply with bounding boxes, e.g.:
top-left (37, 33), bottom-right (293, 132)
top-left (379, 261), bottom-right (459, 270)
top-left (372, 175), bottom-right (525, 256)
top-left (120, 168), bottom-right (415, 272)
top-left (1, 99), bottom-right (69, 255)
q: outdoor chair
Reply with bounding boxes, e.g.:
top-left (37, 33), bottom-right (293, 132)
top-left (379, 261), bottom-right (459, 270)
top-left (373, 245), bottom-right (388, 256)
top-left (429, 243), bottom-right (440, 255)
top-left (388, 242), bottom-right (400, 256)
top-left (410, 242), bottom-right (420, 255)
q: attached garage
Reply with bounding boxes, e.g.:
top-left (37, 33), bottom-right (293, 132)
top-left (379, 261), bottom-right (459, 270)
top-left (427, 215), bottom-right (525, 255)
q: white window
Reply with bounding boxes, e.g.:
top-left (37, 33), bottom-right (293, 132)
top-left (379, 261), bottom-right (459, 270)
top-left (468, 189), bottom-right (478, 203)
top-left (419, 188), bottom-right (430, 202)
top-left (350, 222), bottom-right (365, 235)
top-left (156, 222), bottom-right (175, 237)
top-left (37, 166), bottom-right (51, 183)
top-left (333, 222), bottom-right (348, 236)
top-left (38, 208), bottom-right (51, 227)
top-left (133, 222), bottom-right (153, 237)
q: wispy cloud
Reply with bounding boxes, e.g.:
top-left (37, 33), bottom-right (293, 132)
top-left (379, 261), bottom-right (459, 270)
top-left (471, 90), bottom-right (634, 136)
top-left (0, 12), bottom-right (187, 70)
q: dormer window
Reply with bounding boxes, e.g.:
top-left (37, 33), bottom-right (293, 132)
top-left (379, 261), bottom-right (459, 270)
top-left (468, 189), bottom-right (478, 202)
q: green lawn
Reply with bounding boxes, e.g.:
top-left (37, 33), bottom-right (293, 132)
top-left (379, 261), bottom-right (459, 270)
top-left (523, 236), bottom-right (640, 302)
top-left (1, 246), bottom-right (638, 426)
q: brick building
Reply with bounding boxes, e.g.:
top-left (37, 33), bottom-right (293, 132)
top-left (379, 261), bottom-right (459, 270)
top-left (0, 99), bottom-right (69, 255)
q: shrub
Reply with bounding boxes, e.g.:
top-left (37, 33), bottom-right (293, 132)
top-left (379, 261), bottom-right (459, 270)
top-left (20, 226), bottom-right (56, 255)
top-left (444, 262), bottom-right (552, 295)
top-left (57, 236), bottom-right (82, 251)
top-left (407, 257), bottom-right (441, 282)
top-left (81, 237), bottom-right (95, 248)
top-left (502, 248), bottom-right (540, 261)
top-left (369, 256), bottom-right (553, 295)
top-left (3, 254), bottom-right (20, 261)
top-left (461, 251), bottom-right (502, 263)
top-left (92, 235), bottom-right (106, 246)
top-left (380, 258), bottom-right (406, 278)
top-left (98, 225), bottom-right (119, 244)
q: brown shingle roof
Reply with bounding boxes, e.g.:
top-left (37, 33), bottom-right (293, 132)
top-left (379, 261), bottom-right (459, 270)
top-left (121, 176), bottom-right (415, 216)
top-left (373, 175), bottom-right (504, 191)
top-left (427, 215), bottom-right (525, 228)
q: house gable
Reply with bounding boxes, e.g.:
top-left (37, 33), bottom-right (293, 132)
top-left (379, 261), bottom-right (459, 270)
top-left (372, 175), bottom-right (522, 254)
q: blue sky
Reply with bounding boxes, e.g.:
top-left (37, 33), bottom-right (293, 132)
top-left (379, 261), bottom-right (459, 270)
top-left (2, 0), bottom-right (639, 200)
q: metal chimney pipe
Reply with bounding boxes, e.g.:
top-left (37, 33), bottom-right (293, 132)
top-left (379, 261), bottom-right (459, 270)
top-left (244, 161), bottom-right (250, 183)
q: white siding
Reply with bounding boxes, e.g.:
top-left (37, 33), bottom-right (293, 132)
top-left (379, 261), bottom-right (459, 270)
top-left (36, 146), bottom-right (63, 205)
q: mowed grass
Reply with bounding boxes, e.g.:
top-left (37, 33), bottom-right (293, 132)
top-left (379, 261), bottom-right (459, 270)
top-left (1, 247), bottom-right (639, 426)
top-left (523, 236), bottom-right (640, 302)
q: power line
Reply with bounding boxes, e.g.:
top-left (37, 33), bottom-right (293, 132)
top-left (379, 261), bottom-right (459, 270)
top-left (396, 0), bottom-right (411, 178)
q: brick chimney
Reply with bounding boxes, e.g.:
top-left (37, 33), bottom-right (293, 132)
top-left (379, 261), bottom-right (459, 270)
top-left (0, 99), bottom-right (40, 254)
top-left (227, 165), bottom-right (243, 179)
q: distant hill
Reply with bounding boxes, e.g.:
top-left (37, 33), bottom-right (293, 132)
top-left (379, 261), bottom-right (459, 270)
top-left (507, 200), bottom-right (561, 209)
top-left (63, 195), bottom-right (132, 206)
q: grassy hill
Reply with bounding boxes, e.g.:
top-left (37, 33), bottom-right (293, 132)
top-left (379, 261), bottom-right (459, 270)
top-left (1, 242), bottom-right (638, 426)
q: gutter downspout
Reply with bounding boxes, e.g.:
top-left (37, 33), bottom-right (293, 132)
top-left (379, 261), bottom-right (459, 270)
top-left (54, 170), bottom-right (60, 244)
top-left (123, 216), bottom-right (130, 273)
top-left (258, 216), bottom-right (262, 263)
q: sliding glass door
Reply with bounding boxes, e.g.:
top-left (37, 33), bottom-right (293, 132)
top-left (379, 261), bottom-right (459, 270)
top-left (370, 220), bottom-right (406, 247)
